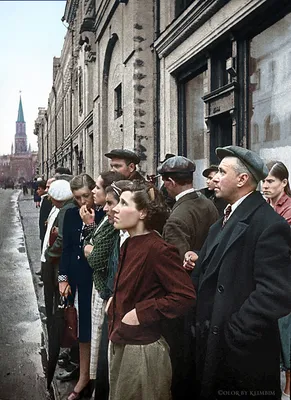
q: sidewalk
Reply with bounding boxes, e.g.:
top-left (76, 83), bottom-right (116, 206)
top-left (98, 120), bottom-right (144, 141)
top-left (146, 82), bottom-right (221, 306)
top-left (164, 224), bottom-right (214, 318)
top-left (18, 193), bottom-right (76, 400)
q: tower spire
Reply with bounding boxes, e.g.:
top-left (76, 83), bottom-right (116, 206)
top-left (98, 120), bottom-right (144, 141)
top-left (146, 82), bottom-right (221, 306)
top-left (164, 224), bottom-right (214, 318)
top-left (17, 92), bottom-right (25, 123)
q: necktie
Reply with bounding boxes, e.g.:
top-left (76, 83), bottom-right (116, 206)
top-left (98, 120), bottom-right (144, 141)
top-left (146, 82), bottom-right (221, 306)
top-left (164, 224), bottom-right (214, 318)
top-left (222, 205), bottom-right (232, 228)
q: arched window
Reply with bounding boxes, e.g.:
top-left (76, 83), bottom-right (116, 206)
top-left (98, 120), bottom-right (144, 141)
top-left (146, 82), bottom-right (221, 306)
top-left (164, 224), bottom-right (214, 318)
top-left (265, 114), bottom-right (280, 142)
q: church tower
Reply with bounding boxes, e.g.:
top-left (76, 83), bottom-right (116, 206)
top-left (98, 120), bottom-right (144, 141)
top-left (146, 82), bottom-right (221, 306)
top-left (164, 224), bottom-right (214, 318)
top-left (15, 95), bottom-right (27, 154)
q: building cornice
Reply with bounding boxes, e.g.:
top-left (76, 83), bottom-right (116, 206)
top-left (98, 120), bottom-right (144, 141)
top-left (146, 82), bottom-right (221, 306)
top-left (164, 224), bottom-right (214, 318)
top-left (154, 0), bottom-right (227, 58)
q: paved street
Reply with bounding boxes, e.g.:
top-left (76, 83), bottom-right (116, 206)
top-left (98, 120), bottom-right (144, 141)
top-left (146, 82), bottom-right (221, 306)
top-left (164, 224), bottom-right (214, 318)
top-left (0, 189), bottom-right (47, 400)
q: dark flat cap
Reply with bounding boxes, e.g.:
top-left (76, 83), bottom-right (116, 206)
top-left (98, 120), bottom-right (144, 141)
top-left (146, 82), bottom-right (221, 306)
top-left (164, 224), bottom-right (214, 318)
top-left (105, 149), bottom-right (140, 164)
top-left (216, 145), bottom-right (268, 183)
top-left (159, 153), bottom-right (176, 163)
top-left (202, 165), bottom-right (218, 178)
top-left (157, 156), bottom-right (196, 175)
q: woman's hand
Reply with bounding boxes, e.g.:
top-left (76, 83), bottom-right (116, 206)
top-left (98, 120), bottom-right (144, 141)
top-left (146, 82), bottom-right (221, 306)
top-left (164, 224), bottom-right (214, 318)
top-left (121, 308), bottom-right (140, 326)
top-left (79, 205), bottom-right (95, 225)
top-left (84, 244), bottom-right (93, 258)
top-left (183, 251), bottom-right (198, 272)
top-left (59, 282), bottom-right (71, 298)
top-left (105, 296), bottom-right (113, 314)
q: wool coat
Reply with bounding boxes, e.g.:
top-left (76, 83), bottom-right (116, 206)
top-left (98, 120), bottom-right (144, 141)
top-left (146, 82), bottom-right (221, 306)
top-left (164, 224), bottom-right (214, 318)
top-left (163, 191), bottom-right (219, 260)
top-left (193, 191), bottom-right (291, 399)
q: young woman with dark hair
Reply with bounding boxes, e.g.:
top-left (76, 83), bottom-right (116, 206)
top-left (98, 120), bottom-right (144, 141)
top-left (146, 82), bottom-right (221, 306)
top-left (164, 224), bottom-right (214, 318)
top-left (106, 181), bottom-right (196, 400)
top-left (263, 161), bottom-right (291, 400)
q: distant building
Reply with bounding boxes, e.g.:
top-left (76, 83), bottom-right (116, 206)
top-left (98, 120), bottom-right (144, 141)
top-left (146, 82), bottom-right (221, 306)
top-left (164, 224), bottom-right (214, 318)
top-left (0, 95), bottom-right (38, 186)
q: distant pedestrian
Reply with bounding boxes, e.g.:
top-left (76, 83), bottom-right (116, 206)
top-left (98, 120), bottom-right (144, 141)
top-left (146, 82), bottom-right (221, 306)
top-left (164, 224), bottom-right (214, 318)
top-left (33, 178), bottom-right (41, 207)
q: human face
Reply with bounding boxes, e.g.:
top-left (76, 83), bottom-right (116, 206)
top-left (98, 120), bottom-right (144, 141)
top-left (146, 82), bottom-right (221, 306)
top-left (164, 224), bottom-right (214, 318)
top-left (262, 174), bottom-right (286, 203)
top-left (73, 186), bottom-right (94, 209)
top-left (113, 190), bottom-right (146, 236)
top-left (104, 192), bottom-right (118, 224)
top-left (109, 157), bottom-right (134, 178)
top-left (37, 186), bottom-right (46, 197)
top-left (213, 157), bottom-right (243, 204)
top-left (92, 175), bottom-right (106, 206)
top-left (162, 177), bottom-right (175, 198)
top-left (45, 178), bottom-right (55, 193)
top-left (206, 171), bottom-right (217, 190)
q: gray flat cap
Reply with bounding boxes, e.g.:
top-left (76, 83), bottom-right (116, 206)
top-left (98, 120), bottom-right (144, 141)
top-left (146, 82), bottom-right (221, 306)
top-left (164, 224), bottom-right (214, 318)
top-left (157, 156), bottom-right (196, 175)
top-left (105, 149), bottom-right (140, 164)
top-left (216, 145), bottom-right (268, 183)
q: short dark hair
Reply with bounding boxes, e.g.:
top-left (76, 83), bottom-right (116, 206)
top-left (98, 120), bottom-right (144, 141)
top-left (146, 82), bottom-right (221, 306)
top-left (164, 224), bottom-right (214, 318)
top-left (162, 172), bottom-right (193, 186)
top-left (55, 166), bottom-right (72, 175)
top-left (37, 180), bottom-right (47, 190)
top-left (100, 171), bottom-right (125, 190)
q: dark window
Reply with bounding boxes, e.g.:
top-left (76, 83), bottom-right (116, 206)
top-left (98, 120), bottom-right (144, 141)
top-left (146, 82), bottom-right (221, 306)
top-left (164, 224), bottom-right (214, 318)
top-left (175, 0), bottom-right (193, 18)
top-left (211, 41), bottom-right (232, 90)
top-left (114, 83), bottom-right (123, 119)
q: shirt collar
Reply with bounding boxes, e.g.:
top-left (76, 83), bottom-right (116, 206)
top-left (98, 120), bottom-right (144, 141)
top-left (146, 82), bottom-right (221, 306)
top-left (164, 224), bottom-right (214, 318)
top-left (225, 191), bottom-right (253, 218)
top-left (175, 188), bottom-right (195, 202)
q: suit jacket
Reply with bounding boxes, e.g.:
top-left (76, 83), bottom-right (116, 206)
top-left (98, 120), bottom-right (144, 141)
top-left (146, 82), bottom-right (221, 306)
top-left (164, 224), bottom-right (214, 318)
top-left (193, 191), bottom-right (291, 399)
top-left (163, 191), bottom-right (219, 260)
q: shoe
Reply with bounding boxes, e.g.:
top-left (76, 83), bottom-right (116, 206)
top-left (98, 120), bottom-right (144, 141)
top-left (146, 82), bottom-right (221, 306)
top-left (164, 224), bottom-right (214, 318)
top-left (56, 365), bottom-right (79, 382)
top-left (67, 381), bottom-right (94, 400)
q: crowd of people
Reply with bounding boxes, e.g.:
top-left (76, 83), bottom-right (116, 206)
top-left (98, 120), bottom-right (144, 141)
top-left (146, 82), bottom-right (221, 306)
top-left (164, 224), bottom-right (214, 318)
top-left (32, 146), bottom-right (291, 400)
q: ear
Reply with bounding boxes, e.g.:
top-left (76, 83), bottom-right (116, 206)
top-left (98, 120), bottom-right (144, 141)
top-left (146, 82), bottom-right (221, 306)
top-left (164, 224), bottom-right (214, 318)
top-left (237, 173), bottom-right (249, 187)
top-left (168, 177), bottom-right (176, 187)
top-left (282, 178), bottom-right (288, 188)
top-left (128, 162), bottom-right (135, 173)
top-left (139, 209), bottom-right (147, 220)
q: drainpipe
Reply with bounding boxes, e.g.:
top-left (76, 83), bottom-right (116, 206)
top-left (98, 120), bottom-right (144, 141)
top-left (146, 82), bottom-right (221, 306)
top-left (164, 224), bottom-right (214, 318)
top-left (52, 85), bottom-right (57, 169)
top-left (154, 0), bottom-right (161, 167)
top-left (70, 27), bottom-right (74, 174)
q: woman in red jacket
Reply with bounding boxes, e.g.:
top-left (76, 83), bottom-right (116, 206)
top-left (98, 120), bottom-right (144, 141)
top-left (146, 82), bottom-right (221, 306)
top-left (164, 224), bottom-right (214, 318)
top-left (262, 161), bottom-right (291, 400)
top-left (106, 181), bottom-right (196, 400)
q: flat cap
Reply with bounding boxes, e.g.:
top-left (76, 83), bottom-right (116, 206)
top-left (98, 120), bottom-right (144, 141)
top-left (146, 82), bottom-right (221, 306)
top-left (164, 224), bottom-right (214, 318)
top-left (216, 145), bottom-right (268, 183)
top-left (160, 153), bottom-right (176, 163)
top-left (202, 165), bottom-right (219, 178)
top-left (157, 156), bottom-right (196, 175)
top-left (48, 179), bottom-right (73, 201)
top-left (105, 149), bottom-right (140, 164)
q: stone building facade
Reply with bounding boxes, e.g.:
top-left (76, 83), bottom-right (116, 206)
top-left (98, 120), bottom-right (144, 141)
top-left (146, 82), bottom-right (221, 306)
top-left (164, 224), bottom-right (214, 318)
top-left (35, 0), bottom-right (291, 184)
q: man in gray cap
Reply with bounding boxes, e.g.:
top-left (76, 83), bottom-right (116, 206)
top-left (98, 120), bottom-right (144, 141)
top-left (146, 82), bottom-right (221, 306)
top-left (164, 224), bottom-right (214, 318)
top-left (105, 148), bottom-right (144, 181)
top-left (185, 146), bottom-right (291, 399)
top-left (157, 155), bottom-right (219, 400)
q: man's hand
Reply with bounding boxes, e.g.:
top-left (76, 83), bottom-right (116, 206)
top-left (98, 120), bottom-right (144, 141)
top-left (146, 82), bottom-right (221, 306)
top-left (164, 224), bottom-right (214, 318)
top-left (121, 308), bottom-right (140, 325)
top-left (79, 205), bottom-right (95, 225)
top-left (183, 251), bottom-right (198, 271)
top-left (84, 244), bottom-right (93, 258)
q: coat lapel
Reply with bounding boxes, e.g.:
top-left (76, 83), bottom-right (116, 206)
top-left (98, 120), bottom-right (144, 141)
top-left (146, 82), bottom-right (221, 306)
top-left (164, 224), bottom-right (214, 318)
top-left (199, 191), bottom-right (265, 286)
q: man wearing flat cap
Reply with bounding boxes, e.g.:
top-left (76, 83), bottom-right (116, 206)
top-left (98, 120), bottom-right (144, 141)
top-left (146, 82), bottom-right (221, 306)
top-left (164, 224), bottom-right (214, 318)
top-left (184, 146), bottom-right (291, 399)
top-left (199, 165), bottom-right (227, 217)
top-left (157, 155), bottom-right (219, 400)
top-left (105, 148), bottom-right (144, 181)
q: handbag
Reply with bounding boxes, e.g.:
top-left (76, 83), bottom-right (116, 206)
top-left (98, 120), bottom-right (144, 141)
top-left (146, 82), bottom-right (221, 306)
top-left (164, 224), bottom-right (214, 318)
top-left (60, 296), bottom-right (78, 348)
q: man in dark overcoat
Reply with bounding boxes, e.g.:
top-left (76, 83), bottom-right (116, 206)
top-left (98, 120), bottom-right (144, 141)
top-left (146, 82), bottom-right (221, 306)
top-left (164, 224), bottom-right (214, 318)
top-left (186, 146), bottom-right (291, 399)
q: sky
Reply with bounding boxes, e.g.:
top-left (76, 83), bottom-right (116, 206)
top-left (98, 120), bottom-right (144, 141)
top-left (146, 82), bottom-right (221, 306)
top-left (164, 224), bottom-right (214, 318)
top-left (0, 0), bottom-right (67, 155)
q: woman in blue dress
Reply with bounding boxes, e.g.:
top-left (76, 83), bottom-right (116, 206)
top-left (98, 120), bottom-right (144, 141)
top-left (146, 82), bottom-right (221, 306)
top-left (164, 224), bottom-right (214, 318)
top-left (58, 173), bottom-right (104, 400)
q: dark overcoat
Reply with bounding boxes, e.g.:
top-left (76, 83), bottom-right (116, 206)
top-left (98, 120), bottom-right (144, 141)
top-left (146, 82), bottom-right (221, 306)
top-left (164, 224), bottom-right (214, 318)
top-left (193, 191), bottom-right (291, 399)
